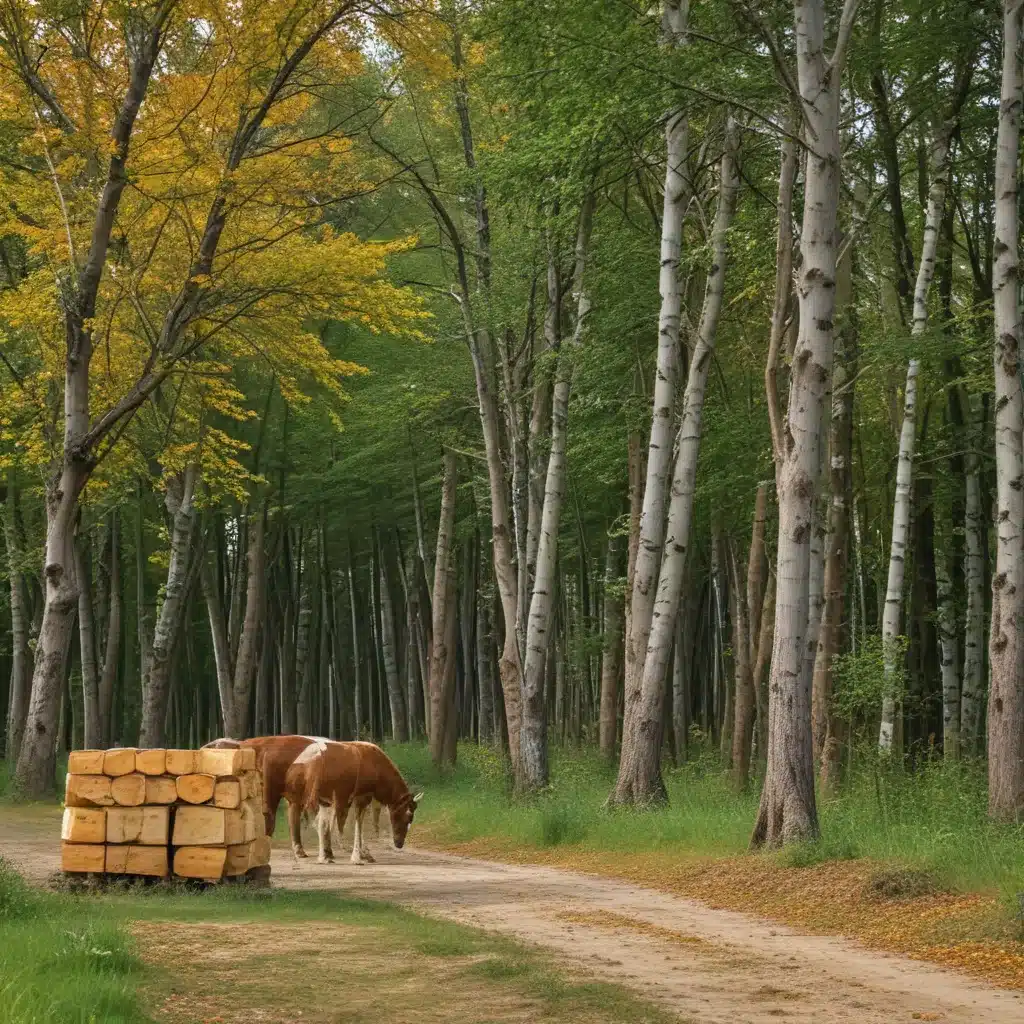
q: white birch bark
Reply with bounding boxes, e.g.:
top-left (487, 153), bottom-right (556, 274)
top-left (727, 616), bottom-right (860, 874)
top-left (752, 0), bottom-right (860, 847)
top-left (878, 360), bottom-right (919, 751)
top-left (961, 444), bottom-right (985, 753)
top-left (621, 0), bottom-right (691, 744)
top-left (521, 195), bottom-right (595, 789)
top-left (936, 556), bottom-right (960, 759)
top-left (989, 0), bottom-right (1024, 819)
top-left (613, 118), bottom-right (738, 804)
top-left (139, 465), bottom-right (199, 747)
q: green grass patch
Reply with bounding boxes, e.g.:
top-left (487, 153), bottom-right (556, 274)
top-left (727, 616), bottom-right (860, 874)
top-left (0, 857), bottom-right (675, 1024)
top-left (387, 742), bottom-right (1024, 900)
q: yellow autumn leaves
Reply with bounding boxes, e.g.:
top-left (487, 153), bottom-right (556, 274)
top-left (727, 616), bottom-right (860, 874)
top-left (0, 0), bottom-right (433, 502)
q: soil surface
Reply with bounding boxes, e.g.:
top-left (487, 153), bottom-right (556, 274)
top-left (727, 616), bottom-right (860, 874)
top-left (4, 807), bottom-right (1022, 1024)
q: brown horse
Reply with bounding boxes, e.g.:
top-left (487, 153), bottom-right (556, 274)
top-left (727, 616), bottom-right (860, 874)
top-left (203, 736), bottom-right (419, 863)
top-left (282, 739), bottom-right (421, 864)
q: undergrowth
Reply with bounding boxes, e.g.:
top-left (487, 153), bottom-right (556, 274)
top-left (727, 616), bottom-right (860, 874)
top-left (387, 742), bottom-right (1024, 901)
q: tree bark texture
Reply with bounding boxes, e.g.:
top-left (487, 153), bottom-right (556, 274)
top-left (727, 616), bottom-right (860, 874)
top-left (752, 0), bottom-right (858, 847)
top-left (878, 361), bottom-right (919, 751)
top-left (613, 115), bottom-right (737, 805)
top-left (429, 450), bottom-right (458, 766)
top-left (989, 0), bottom-right (1024, 820)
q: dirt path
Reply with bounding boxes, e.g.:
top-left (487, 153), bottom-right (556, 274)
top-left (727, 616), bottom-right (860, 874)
top-left (4, 809), bottom-right (1022, 1024)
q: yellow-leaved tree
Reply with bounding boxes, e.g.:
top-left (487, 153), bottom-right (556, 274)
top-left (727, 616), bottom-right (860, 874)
top-left (0, 0), bottom-right (428, 794)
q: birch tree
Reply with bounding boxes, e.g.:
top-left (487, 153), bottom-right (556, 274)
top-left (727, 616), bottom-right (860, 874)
top-left (989, 0), bottom-right (1024, 820)
top-left (613, 118), bottom-right (739, 804)
top-left (752, 0), bottom-right (860, 847)
top-left (521, 195), bottom-right (595, 788)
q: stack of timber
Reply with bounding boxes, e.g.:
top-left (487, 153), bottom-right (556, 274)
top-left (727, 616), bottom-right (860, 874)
top-left (62, 746), bottom-right (272, 884)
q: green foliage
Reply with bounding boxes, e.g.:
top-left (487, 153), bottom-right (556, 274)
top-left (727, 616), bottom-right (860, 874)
top-left (386, 744), bottom-right (1024, 901)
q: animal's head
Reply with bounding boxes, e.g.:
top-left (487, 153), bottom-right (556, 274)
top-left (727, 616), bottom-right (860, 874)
top-left (389, 791), bottom-right (423, 849)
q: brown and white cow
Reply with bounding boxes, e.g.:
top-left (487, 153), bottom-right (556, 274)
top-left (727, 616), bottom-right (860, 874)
top-left (203, 736), bottom-right (420, 864)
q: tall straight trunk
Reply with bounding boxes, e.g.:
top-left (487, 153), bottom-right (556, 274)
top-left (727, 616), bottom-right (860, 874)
top-left (752, 0), bottom-right (858, 847)
top-left (812, 213), bottom-right (858, 763)
top-left (672, 589), bottom-right (693, 762)
top-left (599, 535), bottom-right (623, 761)
top-left (75, 533), bottom-right (101, 749)
top-left (521, 195), bottom-right (594, 788)
top-left (136, 484), bottom-right (153, 720)
top-left (97, 512), bottom-right (120, 747)
top-left (139, 466), bottom-right (199, 748)
top-left (961, 436), bottom-right (985, 753)
top-left (201, 542), bottom-right (234, 726)
top-left (476, 583), bottom-right (494, 744)
top-left (228, 505), bottom-right (264, 739)
top-left (613, 117), bottom-right (738, 804)
top-left (878, 361), bottom-right (919, 751)
top-left (746, 483), bottom-right (769, 668)
top-left (622, 2), bottom-right (690, 753)
top-left (379, 550), bottom-right (408, 742)
top-left (294, 536), bottom-right (313, 737)
top-left (936, 557), bottom-right (960, 759)
top-left (429, 451), bottom-right (458, 765)
top-left (347, 544), bottom-right (363, 738)
top-left (4, 488), bottom-right (33, 763)
top-left (753, 569), bottom-right (776, 764)
top-left (730, 543), bottom-right (755, 791)
top-left (526, 244), bottom-right (560, 597)
top-left (989, 0), bottom-right (1024, 820)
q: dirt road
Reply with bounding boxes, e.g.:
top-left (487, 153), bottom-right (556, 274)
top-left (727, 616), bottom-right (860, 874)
top-left (4, 809), bottom-right (1021, 1024)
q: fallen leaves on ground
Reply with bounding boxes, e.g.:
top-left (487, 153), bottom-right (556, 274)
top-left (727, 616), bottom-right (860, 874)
top-left (415, 824), bottom-right (1024, 991)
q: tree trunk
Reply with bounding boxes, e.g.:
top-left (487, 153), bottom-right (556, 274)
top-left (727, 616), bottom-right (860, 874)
top-left (878, 361), bottom-right (919, 751)
top-left (429, 450), bottom-right (458, 766)
top-left (753, 568), bottom-right (776, 765)
top-left (139, 466), bottom-right (199, 748)
top-left (347, 543), bottom-right (363, 738)
top-left (746, 483), bottom-right (769, 669)
top-left (961, 435), bottom-right (985, 754)
top-left (989, 0), bottom-right (1024, 820)
top-left (379, 550), bottom-right (408, 742)
top-left (201, 544), bottom-right (234, 729)
top-left (97, 512), bottom-right (120, 748)
top-left (228, 505), bottom-right (264, 739)
top-left (752, 0), bottom-right (857, 847)
top-left (730, 541), bottom-right (755, 791)
top-left (812, 207), bottom-right (858, 765)
top-left (599, 535), bottom-right (624, 761)
top-left (613, 116), bottom-right (738, 804)
top-left (622, 3), bottom-right (690, 760)
top-left (3, 487), bottom-right (33, 764)
top-left (521, 195), bottom-right (594, 788)
top-left (936, 556), bottom-right (960, 759)
top-left (75, 532), bottom-right (101, 749)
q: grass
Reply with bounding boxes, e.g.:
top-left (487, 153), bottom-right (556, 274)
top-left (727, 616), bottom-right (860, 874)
top-left (386, 742), bottom-right (1024, 902)
top-left (0, 858), bottom-right (675, 1024)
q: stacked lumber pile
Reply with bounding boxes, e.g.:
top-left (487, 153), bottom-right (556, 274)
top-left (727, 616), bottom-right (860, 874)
top-left (61, 746), bottom-right (272, 884)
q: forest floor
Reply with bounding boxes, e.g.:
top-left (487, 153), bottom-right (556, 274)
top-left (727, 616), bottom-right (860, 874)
top-left (3, 804), bottom-right (1023, 1024)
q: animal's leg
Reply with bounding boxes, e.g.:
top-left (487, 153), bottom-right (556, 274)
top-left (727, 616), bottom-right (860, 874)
top-left (356, 802), bottom-right (375, 862)
top-left (287, 801), bottom-right (307, 859)
top-left (316, 805), bottom-right (335, 864)
top-left (350, 804), bottom-right (367, 865)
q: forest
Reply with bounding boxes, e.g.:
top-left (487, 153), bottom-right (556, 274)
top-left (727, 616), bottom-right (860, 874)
top-left (1, 0), bottom-right (1023, 853)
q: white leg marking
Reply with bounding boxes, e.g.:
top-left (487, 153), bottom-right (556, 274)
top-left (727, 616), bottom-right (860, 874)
top-left (316, 806), bottom-right (335, 864)
top-left (350, 810), bottom-right (365, 865)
